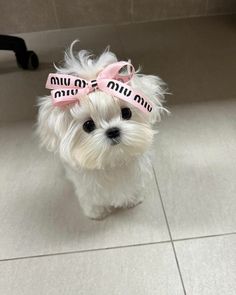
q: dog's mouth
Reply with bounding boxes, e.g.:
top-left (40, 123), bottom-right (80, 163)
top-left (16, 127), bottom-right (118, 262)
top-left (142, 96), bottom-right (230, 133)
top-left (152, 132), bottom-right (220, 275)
top-left (110, 138), bottom-right (121, 146)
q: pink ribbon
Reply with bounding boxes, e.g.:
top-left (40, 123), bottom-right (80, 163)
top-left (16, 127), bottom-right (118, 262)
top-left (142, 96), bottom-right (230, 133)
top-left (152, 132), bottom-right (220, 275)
top-left (45, 61), bottom-right (153, 113)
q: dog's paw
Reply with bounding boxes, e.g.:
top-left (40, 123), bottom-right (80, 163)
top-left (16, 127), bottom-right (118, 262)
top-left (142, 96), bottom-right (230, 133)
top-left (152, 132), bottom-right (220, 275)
top-left (126, 200), bottom-right (143, 209)
top-left (83, 206), bottom-right (110, 220)
top-left (125, 195), bottom-right (144, 209)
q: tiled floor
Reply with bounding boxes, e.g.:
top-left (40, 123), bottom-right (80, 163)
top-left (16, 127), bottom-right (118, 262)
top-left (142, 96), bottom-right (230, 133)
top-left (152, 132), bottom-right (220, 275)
top-left (1, 99), bottom-right (236, 294)
top-left (0, 122), bottom-right (169, 260)
top-left (1, 15), bottom-right (236, 295)
top-left (153, 99), bottom-right (236, 239)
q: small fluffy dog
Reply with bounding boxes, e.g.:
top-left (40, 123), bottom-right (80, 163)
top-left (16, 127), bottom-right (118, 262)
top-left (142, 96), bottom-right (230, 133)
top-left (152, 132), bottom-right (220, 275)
top-left (37, 41), bottom-right (167, 219)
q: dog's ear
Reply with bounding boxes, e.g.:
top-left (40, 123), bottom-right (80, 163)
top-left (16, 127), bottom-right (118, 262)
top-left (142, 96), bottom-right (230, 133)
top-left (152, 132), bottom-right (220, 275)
top-left (131, 74), bottom-right (168, 124)
top-left (37, 96), bottom-right (71, 152)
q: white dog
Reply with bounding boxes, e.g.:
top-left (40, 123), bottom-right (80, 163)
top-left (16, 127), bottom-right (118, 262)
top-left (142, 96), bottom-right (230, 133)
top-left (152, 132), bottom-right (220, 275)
top-left (37, 41), bottom-right (167, 219)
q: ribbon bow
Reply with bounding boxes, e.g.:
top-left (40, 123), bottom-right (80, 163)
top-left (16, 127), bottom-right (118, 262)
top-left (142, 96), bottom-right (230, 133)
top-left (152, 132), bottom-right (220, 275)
top-left (46, 61), bottom-right (153, 113)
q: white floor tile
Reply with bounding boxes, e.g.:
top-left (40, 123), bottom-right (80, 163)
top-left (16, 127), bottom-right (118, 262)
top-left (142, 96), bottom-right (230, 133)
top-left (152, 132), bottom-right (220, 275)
top-left (175, 235), bottom-right (236, 295)
top-left (153, 99), bottom-right (236, 239)
top-left (0, 243), bottom-right (184, 295)
top-left (0, 121), bottom-right (169, 260)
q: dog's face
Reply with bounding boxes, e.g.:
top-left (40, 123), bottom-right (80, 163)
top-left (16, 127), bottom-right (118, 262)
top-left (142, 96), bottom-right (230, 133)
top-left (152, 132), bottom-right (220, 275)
top-left (37, 44), bottom-right (166, 170)
top-left (67, 92), bottom-right (155, 169)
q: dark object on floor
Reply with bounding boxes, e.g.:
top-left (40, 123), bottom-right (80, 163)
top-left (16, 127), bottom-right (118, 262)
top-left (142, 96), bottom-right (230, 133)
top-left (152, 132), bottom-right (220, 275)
top-left (0, 35), bottom-right (39, 70)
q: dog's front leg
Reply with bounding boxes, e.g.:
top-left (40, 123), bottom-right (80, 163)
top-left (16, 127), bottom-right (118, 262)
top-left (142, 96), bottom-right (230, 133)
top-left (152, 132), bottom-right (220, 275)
top-left (79, 196), bottom-right (111, 220)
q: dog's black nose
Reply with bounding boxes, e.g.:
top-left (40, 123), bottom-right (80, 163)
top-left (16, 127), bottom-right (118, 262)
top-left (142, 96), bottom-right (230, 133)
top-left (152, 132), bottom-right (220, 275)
top-left (106, 127), bottom-right (120, 139)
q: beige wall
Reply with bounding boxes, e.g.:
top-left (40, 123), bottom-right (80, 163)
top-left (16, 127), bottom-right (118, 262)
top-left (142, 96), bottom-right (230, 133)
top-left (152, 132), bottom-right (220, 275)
top-left (1, 0), bottom-right (236, 34)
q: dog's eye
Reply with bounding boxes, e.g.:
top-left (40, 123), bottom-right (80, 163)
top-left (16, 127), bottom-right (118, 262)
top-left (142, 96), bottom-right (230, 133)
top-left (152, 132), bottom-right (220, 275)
top-left (83, 119), bottom-right (96, 133)
top-left (121, 107), bottom-right (132, 120)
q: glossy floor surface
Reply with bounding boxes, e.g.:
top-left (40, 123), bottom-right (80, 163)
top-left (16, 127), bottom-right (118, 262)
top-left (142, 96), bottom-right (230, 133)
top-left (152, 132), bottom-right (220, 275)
top-left (0, 15), bottom-right (236, 295)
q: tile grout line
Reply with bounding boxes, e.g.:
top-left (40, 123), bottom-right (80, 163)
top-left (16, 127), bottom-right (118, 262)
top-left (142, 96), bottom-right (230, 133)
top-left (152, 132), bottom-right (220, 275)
top-left (205, 0), bottom-right (209, 16)
top-left (130, 0), bottom-right (134, 23)
top-left (1, 231), bottom-right (236, 263)
top-left (51, 0), bottom-right (60, 29)
top-left (173, 231), bottom-right (236, 243)
top-left (152, 166), bottom-right (187, 295)
top-left (0, 240), bottom-right (172, 263)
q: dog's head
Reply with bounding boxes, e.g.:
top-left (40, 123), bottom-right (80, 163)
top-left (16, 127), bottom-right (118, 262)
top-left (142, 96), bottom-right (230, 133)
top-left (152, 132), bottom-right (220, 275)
top-left (37, 42), bottom-right (167, 170)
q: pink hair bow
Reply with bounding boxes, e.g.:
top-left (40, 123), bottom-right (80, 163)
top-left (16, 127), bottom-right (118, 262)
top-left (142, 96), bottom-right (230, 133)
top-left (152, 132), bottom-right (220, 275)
top-left (45, 61), bottom-right (153, 113)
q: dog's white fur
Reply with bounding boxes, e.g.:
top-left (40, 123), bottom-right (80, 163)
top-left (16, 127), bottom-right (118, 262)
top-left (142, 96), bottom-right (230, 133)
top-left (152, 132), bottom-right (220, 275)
top-left (37, 42), bottom-right (167, 219)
